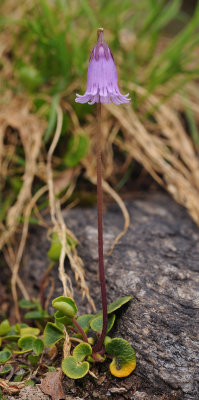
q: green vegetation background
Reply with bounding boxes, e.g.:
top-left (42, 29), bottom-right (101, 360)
top-left (0, 0), bottom-right (199, 220)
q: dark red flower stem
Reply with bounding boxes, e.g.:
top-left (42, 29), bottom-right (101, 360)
top-left (72, 317), bottom-right (88, 343)
top-left (93, 101), bottom-right (108, 353)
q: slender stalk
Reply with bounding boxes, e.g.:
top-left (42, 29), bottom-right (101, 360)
top-left (93, 102), bottom-right (108, 353)
top-left (72, 317), bottom-right (88, 343)
top-left (69, 337), bottom-right (83, 344)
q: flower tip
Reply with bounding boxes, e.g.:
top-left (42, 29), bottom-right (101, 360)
top-left (97, 27), bottom-right (104, 34)
top-left (97, 27), bottom-right (104, 41)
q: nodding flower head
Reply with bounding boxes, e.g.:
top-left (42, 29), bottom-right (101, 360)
top-left (75, 28), bottom-right (130, 105)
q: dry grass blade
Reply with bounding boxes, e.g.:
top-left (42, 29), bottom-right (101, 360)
top-left (105, 82), bottom-right (199, 225)
top-left (3, 246), bottom-right (30, 300)
top-left (0, 378), bottom-right (24, 394)
top-left (102, 180), bottom-right (130, 256)
top-left (63, 327), bottom-right (71, 358)
top-left (0, 98), bottom-right (45, 250)
top-left (0, 96), bottom-right (95, 313)
top-left (11, 185), bottom-right (48, 321)
top-left (83, 159), bottom-right (130, 255)
top-left (0, 98), bottom-right (45, 319)
top-left (46, 105), bottom-right (95, 310)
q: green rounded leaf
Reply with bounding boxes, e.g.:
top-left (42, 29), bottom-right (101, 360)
top-left (18, 65), bottom-right (42, 91)
top-left (55, 311), bottom-right (72, 326)
top-left (64, 133), bottom-right (89, 168)
top-left (73, 343), bottom-right (92, 362)
top-left (15, 323), bottom-right (28, 333)
top-left (3, 324), bottom-right (26, 340)
top-left (32, 338), bottom-right (44, 356)
top-left (25, 379), bottom-right (35, 386)
top-left (14, 349), bottom-right (32, 355)
top-left (43, 322), bottom-right (64, 347)
top-left (47, 366), bottom-right (57, 372)
top-left (18, 299), bottom-right (37, 309)
top-left (14, 372), bottom-right (27, 382)
top-left (0, 364), bottom-right (12, 375)
top-left (2, 334), bottom-right (19, 341)
top-left (0, 349), bottom-right (12, 364)
top-left (105, 338), bottom-right (136, 377)
top-left (76, 314), bottom-right (94, 333)
top-left (55, 320), bottom-right (65, 331)
top-left (47, 232), bottom-right (77, 262)
top-left (52, 296), bottom-right (77, 318)
top-left (88, 337), bottom-right (95, 345)
top-left (104, 336), bottom-right (112, 346)
top-left (62, 356), bottom-right (89, 379)
top-left (0, 320), bottom-right (11, 336)
top-left (25, 310), bottom-right (49, 320)
top-left (19, 335), bottom-right (35, 350)
top-left (17, 335), bottom-right (36, 352)
top-left (107, 296), bottom-right (132, 314)
top-left (20, 327), bottom-right (40, 337)
top-left (90, 314), bottom-right (115, 333)
top-left (47, 232), bottom-right (62, 261)
top-left (28, 355), bottom-right (39, 366)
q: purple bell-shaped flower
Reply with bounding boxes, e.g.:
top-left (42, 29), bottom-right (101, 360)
top-left (75, 28), bottom-right (130, 105)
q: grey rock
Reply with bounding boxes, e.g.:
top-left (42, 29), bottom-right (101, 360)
top-left (22, 193), bottom-right (199, 400)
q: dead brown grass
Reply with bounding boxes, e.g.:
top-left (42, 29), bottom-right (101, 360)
top-left (1, 77), bottom-right (199, 317)
top-left (105, 81), bottom-right (199, 225)
top-left (0, 97), bottom-right (95, 318)
top-left (1, 74), bottom-right (199, 318)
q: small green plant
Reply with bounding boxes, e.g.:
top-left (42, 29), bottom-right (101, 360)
top-left (18, 299), bottom-right (50, 321)
top-left (0, 317), bottom-right (44, 383)
top-left (0, 296), bottom-right (135, 380)
top-left (43, 295), bottom-right (136, 379)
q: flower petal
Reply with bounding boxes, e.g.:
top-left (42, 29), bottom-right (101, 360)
top-left (76, 31), bottom-right (131, 105)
